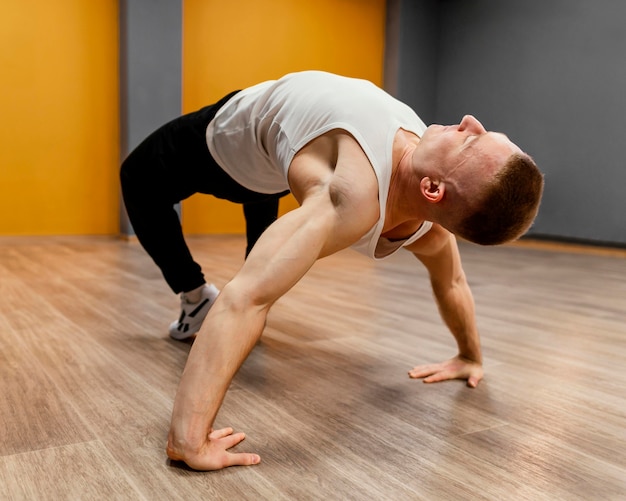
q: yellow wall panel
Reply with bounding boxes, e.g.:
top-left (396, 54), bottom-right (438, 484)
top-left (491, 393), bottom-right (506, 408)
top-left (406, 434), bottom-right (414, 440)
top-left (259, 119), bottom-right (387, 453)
top-left (0, 0), bottom-right (119, 235)
top-left (182, 0), bottom-right (386, 234)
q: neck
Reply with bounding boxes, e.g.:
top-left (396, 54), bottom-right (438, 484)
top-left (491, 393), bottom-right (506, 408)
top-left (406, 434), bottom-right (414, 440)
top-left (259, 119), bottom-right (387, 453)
top-left (384, 140), bottom-right (432, 234)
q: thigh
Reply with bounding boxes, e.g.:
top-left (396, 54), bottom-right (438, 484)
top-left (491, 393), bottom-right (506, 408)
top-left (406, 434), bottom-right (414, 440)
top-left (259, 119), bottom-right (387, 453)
top-left (120, 90), bottom-right (242, 205)
top-left (120, 120), bottom-right (199, 204)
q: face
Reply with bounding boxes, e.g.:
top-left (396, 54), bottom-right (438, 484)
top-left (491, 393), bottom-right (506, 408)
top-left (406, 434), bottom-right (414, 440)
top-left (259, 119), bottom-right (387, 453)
top-left (416, 115), bottom-right (522, 182)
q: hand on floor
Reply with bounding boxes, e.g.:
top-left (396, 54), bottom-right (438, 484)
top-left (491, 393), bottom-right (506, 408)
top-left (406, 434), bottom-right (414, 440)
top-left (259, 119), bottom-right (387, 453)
top-left (166, 427), bottom-right (260, 471)
top-left (408, 355), bottom-right (483, 388)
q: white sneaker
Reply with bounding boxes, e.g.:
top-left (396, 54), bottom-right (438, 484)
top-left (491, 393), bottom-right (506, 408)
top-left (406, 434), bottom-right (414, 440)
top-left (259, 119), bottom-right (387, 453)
top-left (169, 284), bottom-right (220, 340)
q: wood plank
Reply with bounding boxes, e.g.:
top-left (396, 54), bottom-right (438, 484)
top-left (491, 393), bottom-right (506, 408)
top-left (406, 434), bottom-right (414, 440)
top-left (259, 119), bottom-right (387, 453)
top-left (0, 235), bottom-right (624, 500)
top-left (0, 278), bottom-right (95, 457)
top-left (0, 441), bottom-right (145, 501)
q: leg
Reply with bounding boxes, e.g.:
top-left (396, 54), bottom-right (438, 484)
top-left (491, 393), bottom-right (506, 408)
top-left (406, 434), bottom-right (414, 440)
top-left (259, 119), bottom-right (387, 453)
top-left (120, 93), bottom-right (240, 293)
top-left (121, 137), bottom-right (220, 340)
top-left (243, 197), bottom-right (281, 257)
top-left (121, 152), bottom-right (205, 294)
top-left (121, 92), bottom-right (244, 339)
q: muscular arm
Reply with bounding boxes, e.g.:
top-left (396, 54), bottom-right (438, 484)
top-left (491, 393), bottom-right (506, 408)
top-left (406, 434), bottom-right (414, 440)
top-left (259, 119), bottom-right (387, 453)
top-left (405, 224), bottom-right (483, 387)
top-left (166, 195), bottom-right (340, 470)
top-left (166, 131), bottom-right (379, 470)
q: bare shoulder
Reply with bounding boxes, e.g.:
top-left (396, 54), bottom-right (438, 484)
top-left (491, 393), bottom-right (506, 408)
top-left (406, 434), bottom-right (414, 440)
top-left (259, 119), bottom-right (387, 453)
top-left (288, 130), bottom-right (380, 249)
top-left (289, 131), bottom-right (376, 198)
top-left (330, 132), bottom-right (379, 208)
top-left (404, 223), bottom-right (455, 257)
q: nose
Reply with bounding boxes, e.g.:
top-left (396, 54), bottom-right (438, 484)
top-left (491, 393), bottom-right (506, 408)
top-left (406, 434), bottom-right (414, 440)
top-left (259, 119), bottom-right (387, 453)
top-left (458, 115), bottom-right (487, 134)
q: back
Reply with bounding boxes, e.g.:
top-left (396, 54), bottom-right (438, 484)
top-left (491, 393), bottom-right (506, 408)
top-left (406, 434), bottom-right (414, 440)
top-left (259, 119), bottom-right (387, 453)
top-left (206, 71), bottom-right (426, 195)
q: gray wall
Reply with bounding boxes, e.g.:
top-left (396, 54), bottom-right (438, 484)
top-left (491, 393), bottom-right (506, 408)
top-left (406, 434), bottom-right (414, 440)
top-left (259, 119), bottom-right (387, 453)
top-left (119, 0), bottom-right (182, 235)
top-left (390, 0), bottom-right (626, 246)
top-left (385, 0), bottom-right (440, 125)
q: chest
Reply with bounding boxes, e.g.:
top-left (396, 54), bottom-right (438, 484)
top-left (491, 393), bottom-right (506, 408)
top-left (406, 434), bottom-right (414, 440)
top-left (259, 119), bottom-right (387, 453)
top-left (381, 221), bottom-right (423, 241)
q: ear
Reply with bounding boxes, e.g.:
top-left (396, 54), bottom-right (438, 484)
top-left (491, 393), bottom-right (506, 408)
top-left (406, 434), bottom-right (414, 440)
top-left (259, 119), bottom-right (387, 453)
top-left (420, 177), bottom-right (446, 203)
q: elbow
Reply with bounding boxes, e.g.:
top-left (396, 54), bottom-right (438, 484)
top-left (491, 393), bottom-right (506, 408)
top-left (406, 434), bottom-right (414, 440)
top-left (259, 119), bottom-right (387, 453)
top-left (219, 279), bottom-right (274, 315)
top-left (430, 271), bottom-right (468, 301)
top-left (432, 268), bottom-right (467, 289)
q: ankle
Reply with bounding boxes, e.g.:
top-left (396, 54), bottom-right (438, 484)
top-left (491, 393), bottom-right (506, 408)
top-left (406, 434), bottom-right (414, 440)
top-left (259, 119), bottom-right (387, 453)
top-left (182, 284), bottom-right (205, 303)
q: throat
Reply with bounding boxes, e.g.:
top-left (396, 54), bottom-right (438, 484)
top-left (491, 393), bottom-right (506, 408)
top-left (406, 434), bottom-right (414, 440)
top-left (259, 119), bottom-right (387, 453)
top-left (383, 164), bottom-right (424, 241)
top-left (383, 130), bottom-right (425, 241)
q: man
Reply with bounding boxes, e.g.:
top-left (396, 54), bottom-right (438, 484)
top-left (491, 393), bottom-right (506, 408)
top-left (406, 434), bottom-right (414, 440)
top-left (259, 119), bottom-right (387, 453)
top-left (120, 71), bottom-right (544, 471)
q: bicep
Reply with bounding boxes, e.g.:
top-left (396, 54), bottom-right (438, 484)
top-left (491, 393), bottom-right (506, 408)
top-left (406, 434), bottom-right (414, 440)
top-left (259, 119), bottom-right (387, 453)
top-left (241, 133), bottom-right (378, 306)
top-left (227, 194), bottom-right (347, 308)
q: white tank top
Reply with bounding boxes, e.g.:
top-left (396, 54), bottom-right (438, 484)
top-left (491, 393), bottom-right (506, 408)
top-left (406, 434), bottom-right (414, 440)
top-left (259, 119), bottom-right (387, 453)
top-left (206, 71), bottom-right (432, 259)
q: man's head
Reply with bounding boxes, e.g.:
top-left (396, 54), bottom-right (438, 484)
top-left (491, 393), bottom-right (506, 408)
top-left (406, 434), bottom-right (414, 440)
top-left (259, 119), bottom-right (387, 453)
top-left (412, 115), bottom-right (544, 245)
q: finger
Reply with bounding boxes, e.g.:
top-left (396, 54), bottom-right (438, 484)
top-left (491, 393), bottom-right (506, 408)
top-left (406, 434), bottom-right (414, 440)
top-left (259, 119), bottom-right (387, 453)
top-left (225, 452), bottom-right (261, 467)
top-left (423, 370), bottom-right (456, 383)
top-left (219, 431), bottom-right (248, 450)
top-left (209, 427), bottom-right (234, 440)
top-left (467, 372), bottom-right (483, 388)
top-left (408, 365), bottom-right (440, 378)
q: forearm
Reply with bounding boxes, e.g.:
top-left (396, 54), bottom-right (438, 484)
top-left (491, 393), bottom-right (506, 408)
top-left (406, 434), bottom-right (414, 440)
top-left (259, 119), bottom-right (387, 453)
top-left (167, 286), bottom-right (268, 456)
top-left (431, 276), bottom-right (482, 363)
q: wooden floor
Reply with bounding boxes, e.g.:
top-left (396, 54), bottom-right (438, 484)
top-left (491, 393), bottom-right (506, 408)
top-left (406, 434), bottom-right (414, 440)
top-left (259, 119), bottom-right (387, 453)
top-left (1, 235), bottom-right (625, 500)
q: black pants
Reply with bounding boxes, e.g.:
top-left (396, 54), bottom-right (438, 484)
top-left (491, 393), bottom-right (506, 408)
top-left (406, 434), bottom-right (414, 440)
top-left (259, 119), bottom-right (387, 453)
top-left (120, 91), bottom-right (289, 293)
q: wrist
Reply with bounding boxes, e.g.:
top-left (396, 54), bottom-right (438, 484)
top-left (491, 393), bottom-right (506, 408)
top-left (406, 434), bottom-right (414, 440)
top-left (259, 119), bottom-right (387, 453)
top-left (166, 416), bottom-right (207, 460)
top-left (458, 340), bottom-right (482, 363)
top-left (166, 430), bottom-right (203, 461)
top-left (458, 351), bottom-right (482, 364)
top-left (456, 330), bottom-right (481, 363)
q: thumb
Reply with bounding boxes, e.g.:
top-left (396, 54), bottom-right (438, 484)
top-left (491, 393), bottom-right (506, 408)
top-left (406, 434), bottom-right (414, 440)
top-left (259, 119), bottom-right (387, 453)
top-left (226, 452), bottom-right (261, 467)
